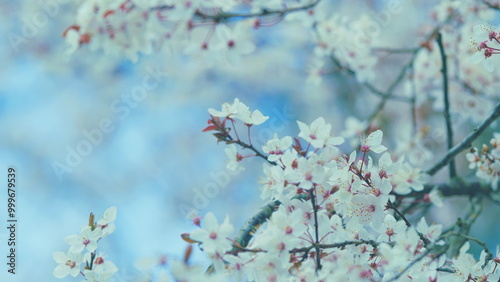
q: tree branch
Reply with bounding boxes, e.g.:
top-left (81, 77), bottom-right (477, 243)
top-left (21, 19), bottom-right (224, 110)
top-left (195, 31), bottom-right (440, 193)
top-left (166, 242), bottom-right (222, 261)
top-left (443, 196), bottom-right (483, 258)
top-left (482, 0), bottom-right (500, 11)
top-left (233, 138), bottom-right (278, 166)
top-left (229, 200), bottom-right (281, 252)
top-left (386, 247), bottom-right (445, 282)
top-left (309, 188), bottom-right (322, 271)
top-left (446, 232), bottom-right (493, 267)
top-left (388, 200), bottom-right (430, 246)
top-left (195, 0), bottom-right (322, 22)
top-left (425, 102), bottom-right (500, 176)
top-left (436, 32), bottom-right (456, 179)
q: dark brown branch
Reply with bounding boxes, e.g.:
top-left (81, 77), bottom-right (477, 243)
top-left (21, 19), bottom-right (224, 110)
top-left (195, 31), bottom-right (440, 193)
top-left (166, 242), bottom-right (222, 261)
top-left (443, 197), bottom-right (483, 258)
top-left (446, 232), bottom-right (493, 267)
top-left (233, 138), bottom-right (278, 166)
top-left (386, 247), bottom-right (445, 282)
top-left (436, 32), bottom-right (456, 179)
top-left (290, 239), bottom-right (380, 254)
top-left (195, 0), bottom-right (321, 22)
top-left (229, 200), bottom-right (281, 252)
top-left (482, 0), bottom-right (500, 11)
top-left (388, 200), bottom-right (431, 246)
top-left (228, 194), bottom-right (309, 253)
top-left (425, 102), bottom-right (500, 176)
top-left (309, 188), bottom-right (322, 271)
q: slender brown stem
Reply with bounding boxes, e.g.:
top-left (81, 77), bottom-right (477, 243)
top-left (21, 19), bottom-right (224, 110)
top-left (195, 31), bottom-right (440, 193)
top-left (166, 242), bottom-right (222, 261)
top-left (309, 188), bottom-right (322, 271)
top-left (436, 32), bottom-right (456, 179)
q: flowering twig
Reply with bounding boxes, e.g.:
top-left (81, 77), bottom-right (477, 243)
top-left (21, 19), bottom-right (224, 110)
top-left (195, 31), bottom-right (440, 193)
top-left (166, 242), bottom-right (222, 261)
top-left (436, 32), bottom-right (457, 179)
top-left (425, 102), bottom-right (500, 176)
top-left (387, 200), bottom-right (430, 246)
top-left (203, 115), bottom-right (278, 166)
top-left (232, 138), bottom-right (278, 166)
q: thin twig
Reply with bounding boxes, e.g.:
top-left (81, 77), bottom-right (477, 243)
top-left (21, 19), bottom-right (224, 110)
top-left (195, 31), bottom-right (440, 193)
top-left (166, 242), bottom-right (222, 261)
top-left (372, 47), bottom-right (419, 53)
top-left (309, 188), bottom-right (322, 271)
top-left (329, 55), bottom-right (411, 103)
top-left (443, 197), bottom-right (483, 258)
top-left (387, 200), bottom-right (430, 246)
top-left (233, 138), bottom-right (278, 166)
top-left (387, 200), bottom-right (411, 227)
top-left (436, 32), bottom-right (456, 179)
top-left (425, 102), bottom-right (500, 176)
top-left (315, 239), bottom-right (380, 250)
top-left (366, 26), bottom-right (442, 120)
top-left (446, 232), bottom-right (493, 267)
top-left (386, 247), bottom-right (445, 282)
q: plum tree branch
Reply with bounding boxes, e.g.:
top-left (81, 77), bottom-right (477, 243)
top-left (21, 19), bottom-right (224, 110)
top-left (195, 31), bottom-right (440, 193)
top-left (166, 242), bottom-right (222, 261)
top-left (442, 196), bottom-right (483, 258)
top-left (309, 188), bottom-right (322, 271)
top-left (482, 0), bottom-right (500, 11)
top-left (446, 232), bottom-right (493, 267)
top-left (425, 102), bottom-right (500, 176)
top-left (436, 32), bottom-right (456, 179)
top-left (195, 0), bottom-right (322, 22)
top-left (229, 200), bottom-right (281, 252)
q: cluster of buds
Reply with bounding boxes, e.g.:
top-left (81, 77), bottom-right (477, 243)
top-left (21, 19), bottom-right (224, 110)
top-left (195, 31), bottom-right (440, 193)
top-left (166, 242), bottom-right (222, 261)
top-left (466, 133), bottom-right (500, 190)
top-left (202, 115), bottom-right (232, 144)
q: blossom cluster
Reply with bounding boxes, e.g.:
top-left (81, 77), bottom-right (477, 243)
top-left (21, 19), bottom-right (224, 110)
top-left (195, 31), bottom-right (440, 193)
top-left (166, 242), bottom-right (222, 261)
top-left (208, 98), bottom-right (268, 126)
top-left (62, 0), bottom-right (272, 62)
top-left (471, 24), bottom-right (500, 71)
top-left (53, 207), bottom-right (118, 281)
top-left (175, 100), bottom-right (500, 281)
top-left (63, 0), bottom-right (500, 127)
top-left (466, 133), bottom-right (500, 190)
